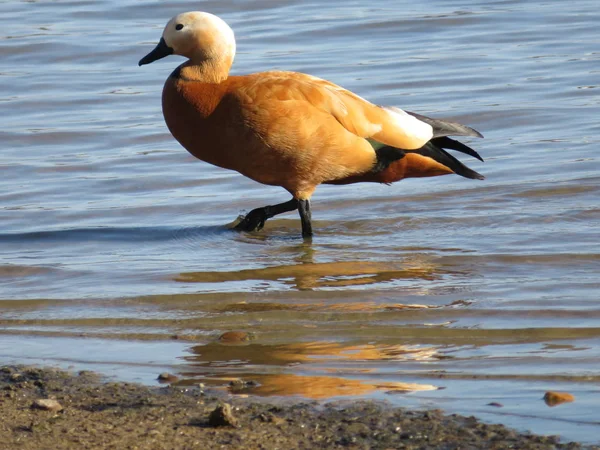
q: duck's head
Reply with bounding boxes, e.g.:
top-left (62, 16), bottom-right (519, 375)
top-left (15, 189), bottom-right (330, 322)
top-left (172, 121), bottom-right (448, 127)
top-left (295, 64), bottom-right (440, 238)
top-left (139, 12), bottom-right (236, 68)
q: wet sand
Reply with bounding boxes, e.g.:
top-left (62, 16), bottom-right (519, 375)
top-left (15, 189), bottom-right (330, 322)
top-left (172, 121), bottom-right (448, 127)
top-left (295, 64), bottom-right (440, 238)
top-left (0, 366), bottom-right (593, 450)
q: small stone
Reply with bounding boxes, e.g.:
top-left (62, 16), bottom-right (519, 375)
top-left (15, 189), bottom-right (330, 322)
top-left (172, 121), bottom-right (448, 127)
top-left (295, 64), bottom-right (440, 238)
top-left (157, 373), bottom-right (178, 383)
top-left (170, 334), bottom-right (196, 341)
top-left (543, 391), bottom-right (575, 407)
top-left (487, 402), bottom-right (503, 408)
top-left (218, 331), bottom-right (253, 343)
top-left (9, 373), bottom-right (23, 382)
top-left (230, 379), bottom-right (244, 386)
top-left (32, 399), bottom-right (63, 412)
top-left (228, 378), bottom-right (258, 393)
top-left (258, 412), bottom-right (285, 426)
top-left (208, 404), bottom-right (239, 427)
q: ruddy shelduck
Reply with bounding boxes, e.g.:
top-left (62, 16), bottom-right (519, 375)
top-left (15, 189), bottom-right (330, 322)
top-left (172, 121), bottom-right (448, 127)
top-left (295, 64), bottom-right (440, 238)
top-left (139, 12), bottom-right (484, 238)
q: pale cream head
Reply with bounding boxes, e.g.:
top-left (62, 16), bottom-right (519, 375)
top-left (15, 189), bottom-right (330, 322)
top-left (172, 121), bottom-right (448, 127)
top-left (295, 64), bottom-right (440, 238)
top-left (162, 12), bottom-right (236, 65)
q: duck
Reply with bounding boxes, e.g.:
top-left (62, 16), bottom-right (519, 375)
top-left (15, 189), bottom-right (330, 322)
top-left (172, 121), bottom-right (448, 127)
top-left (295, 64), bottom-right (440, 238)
top-left (139, 11), bottom-right (484, 238)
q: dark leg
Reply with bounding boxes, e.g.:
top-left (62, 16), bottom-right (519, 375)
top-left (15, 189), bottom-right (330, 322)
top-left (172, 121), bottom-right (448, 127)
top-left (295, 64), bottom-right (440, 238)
top-left (298, 199), bottom-right (313, 237)
top-left (235, 198), bottom-right (298, 232)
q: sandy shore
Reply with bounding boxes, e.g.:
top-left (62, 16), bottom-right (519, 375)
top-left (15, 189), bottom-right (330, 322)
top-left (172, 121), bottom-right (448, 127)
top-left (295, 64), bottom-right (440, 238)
top-left (0, 365), bottom-right (594, 449)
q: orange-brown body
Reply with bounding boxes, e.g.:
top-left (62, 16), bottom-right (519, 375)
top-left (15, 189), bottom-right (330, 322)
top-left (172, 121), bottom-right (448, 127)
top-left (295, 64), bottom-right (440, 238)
top-left (162, 67), bottom-right (455, 199)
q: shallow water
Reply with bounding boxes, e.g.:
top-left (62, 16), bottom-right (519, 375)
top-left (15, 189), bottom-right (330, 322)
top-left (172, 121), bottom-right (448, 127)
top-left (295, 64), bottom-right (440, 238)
top-left (1, 0), bottom-right (600, 443)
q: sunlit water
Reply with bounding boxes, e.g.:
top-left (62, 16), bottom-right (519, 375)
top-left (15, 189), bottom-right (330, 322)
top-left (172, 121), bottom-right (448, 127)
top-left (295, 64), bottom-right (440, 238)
top-left (1, 0), bottom-right (600, 444)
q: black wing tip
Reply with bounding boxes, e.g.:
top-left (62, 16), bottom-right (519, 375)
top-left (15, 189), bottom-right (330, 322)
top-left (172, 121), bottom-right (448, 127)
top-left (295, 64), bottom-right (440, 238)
top-left (444, 122), bottom-right (484, 139)
top-left (406, 110), bottom-right (484, 139)
top-left (469, 127), bottom-right (484, 139)
top-left (467, 127), bottom-right (484, 139)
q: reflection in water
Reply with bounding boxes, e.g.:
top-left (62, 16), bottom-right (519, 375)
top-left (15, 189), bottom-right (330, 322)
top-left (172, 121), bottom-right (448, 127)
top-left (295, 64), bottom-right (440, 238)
top-left (186, 341), bottom-right (439, 366)
top-left (218, 301), bottom-right (434, 313)
top-left (178, 341), bottom-right (439, 397)
top-left (238, 374), bottom-right (437, 398)
top-left (175, 259), bottom-right (442, 290)
top-left (176, 236), bottom-right (453, 290)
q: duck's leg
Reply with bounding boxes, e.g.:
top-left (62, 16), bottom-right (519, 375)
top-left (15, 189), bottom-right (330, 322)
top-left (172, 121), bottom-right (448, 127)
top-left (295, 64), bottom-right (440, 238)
top-left (298, 199), bottom-right (313, 237)
top-left (235, 198), bottom-right (298, 232)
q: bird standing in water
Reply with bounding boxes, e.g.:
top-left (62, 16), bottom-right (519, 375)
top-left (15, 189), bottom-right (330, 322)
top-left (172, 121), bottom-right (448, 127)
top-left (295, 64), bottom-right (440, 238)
top-left (139, 12), bottom-right (484, 238)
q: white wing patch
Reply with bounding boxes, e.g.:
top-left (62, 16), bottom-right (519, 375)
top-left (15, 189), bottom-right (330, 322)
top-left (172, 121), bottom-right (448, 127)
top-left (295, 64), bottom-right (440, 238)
top-left (385, 106), bottom-right (433, 144)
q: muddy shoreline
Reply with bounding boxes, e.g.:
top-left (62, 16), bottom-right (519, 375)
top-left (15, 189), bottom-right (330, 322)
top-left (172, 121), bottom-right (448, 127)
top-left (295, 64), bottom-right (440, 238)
top-left (0, 365), bottom-right (594, 449)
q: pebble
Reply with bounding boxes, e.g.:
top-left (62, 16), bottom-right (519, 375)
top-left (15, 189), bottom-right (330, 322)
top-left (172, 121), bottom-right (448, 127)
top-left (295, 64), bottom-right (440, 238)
top-left (146, 429), bottom-right (162, 437)
top-left (9, 373), bottom-right (23, 382)
top-left (258, 412), bottom-right (285, 426)
top-left (157, 373), bottom-right (178, 383)
top-left (208, 404), bottom-right (239, 427)
top-left (543, 391), bottom-right (575, 407)
top-left (218, 331), bottom-right (252, 343)
top-left (230, 379), bottom-right (245, 389)
top-left (229, 379), bottom-right (257, 393)
top-left (32, 399), bottom-right (63, 412)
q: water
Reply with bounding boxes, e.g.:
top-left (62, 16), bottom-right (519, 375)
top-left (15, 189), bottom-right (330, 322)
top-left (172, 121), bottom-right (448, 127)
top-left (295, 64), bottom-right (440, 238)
top-left (1, 0), bottom-right (600, 443)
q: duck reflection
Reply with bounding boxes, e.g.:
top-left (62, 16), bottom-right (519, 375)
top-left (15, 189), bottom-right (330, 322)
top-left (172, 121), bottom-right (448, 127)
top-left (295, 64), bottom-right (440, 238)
top-left (238, 373), bottom-right (437, 398)
top-left (170, 247), bottom-right (474, 399)
top-left (176, 340), bottom-right (439, 398)
top-left (175, 259), bottom-right (441, 290)
top-left (187, 341), bottom-right (438, 366)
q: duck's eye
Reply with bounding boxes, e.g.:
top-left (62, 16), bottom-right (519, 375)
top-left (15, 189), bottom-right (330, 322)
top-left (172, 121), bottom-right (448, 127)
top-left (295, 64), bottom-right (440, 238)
top-left (175, 24), bottom-right (184, 31)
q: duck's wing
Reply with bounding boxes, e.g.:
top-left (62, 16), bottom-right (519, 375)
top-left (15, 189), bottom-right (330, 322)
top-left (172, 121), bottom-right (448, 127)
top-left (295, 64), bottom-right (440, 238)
top-left (229, 72), bottom-right (484, 184)
top-left (235, 71), bottom-right (435, 151)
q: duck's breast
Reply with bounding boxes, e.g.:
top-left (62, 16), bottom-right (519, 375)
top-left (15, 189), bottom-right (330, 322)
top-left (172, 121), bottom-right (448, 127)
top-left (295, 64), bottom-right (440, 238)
top-left (160, 72), bottom-right (377, 194)
top-left (162, 75), bottom-right (227, 165)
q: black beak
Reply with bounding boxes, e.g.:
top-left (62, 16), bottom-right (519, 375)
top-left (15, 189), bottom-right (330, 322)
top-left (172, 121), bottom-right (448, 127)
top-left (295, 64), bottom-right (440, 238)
top-left (138, 37), bottom-right (173, 66)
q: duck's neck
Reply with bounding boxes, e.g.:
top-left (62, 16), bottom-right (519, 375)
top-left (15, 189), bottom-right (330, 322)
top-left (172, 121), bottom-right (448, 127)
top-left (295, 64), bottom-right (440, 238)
top-left (179, 56), bottom-right (232, 83)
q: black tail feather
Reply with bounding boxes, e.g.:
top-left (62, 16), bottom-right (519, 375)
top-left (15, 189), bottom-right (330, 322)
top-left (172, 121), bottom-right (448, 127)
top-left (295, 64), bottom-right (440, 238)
top-left (432, 136), bottom-right (484, 162)
top-left (370, 110), bottom-right (484, 180)
top-left (407, 141), bottom-right (485, 180)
